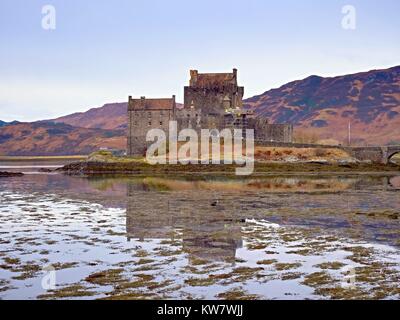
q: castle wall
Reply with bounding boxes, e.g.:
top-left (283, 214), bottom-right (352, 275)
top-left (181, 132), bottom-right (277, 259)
top-left (253, 118), bottom-right (293, 143)
top-left (127, 69), bottom-right (294, 156)
top-left (127, 96), bottom-right (175, 156)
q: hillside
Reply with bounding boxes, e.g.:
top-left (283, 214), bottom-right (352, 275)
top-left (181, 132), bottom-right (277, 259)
top-left (52, 103), bottom-right (129, 130)
top-left (0, 122), bottom-right (125, 156)
top-left (244, 66), bottom-right (400, 145)
top-left (0, 120), bottom-right (19, 128)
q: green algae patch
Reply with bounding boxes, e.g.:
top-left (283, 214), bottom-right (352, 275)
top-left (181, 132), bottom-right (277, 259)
top-left (3, 260), bottom-right (42, 280)
top-left (257, 259), bottom-right (278, 265)
top-left (281, 272), bottom-right (304, 281)
top-left (3, 257), bottom-right (20, 265)
top-left (232, 267), bottom-right (264, 275)
top-left (315, 262), bottom-right (346, 270)
top-left (38, 285), bottom-right (97, 299)
top-left (314, 286), bottom-right (369, 300)
top-left (302, 271), bottom-right (337, 287)
top-left (209, 273), bottom-right (232, 280)
top-left (135, 258), bottom-right (156, 265)
top-left (133, 250), bottom-right (149, 257)
top-left (216, 288), bottom-right (259, 300)
top-left (85, 268), bottom-right (125, 286)
top-left (52, 262), bottom-right (79, 270)
top-left (274, 262), bottom-right (302, 271)
top-left (190, 257), bottom-right (210, 266)
top-left (344, 246), bottom-right (375, 264)
top-left (185, 277), bottom-right (216, 287)
top-left (114, 278), bottom-right (158, 291)
top-left (101, 292), bottom-right (159, 300)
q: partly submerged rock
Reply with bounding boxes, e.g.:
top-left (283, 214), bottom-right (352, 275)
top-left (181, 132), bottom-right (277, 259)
top-left (0, 171), bottom-right (24, 177)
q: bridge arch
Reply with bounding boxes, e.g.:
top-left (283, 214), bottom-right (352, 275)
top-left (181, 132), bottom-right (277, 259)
top-left (387, 150), bottom-right (400, 164)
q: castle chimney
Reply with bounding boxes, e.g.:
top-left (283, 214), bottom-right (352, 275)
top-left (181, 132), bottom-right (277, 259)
top-left (233, 68), bottom-right (237, 78)
top-left (128, 96), bottom-right (132, 111)
top-left (190, 70), bottom-right (198, 86)
top-left (172, 95), bottom-right (176, 113)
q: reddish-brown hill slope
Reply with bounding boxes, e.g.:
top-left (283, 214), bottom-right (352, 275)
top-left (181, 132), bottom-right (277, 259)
top-left (52, 102), bottom-right (128, 130)
top-left (0, 122), bottom-right (125, 156)
top-left (52, 102), bottom-right (183, 130)
top-left (244, 66), bottom-right (400, 145)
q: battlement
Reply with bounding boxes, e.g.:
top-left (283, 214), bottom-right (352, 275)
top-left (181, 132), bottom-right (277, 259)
top-left (128, 95), bottom-right (176, 111)
top-left (188, 68), bottom-right (238, 88)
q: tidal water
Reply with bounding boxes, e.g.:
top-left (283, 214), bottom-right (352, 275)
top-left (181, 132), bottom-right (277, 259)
top-left (0, 162), bottom-right (399, 300)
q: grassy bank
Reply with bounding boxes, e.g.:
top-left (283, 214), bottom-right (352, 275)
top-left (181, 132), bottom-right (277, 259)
top-left (60, 160), bottom-right (400, 176)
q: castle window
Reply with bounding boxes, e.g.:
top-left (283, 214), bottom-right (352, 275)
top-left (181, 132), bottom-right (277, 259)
top-left (148, 112), bottom-right (151, 117)
top-left (160, 121), bottom-right (163, 126)
top-left (148, 121), bottom-right (152, 126)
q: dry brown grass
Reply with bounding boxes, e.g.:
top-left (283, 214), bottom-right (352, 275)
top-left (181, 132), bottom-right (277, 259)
top-left (254, 146), bottom-right (350, 162)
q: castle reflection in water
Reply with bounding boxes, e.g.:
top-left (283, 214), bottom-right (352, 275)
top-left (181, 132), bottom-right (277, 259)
top-left (125, 183), bottom-right (245, 263)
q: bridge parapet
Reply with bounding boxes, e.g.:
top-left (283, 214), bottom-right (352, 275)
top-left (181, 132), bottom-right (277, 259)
top-left (344, 145), bottom-right (400, 164)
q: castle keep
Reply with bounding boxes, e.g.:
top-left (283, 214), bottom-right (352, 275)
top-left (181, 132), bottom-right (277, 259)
top-left (127, 69), bottom-right (293, 156)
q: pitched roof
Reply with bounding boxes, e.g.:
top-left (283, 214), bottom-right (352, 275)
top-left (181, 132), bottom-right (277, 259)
top-left (129, 98), bottom-right (175, 111)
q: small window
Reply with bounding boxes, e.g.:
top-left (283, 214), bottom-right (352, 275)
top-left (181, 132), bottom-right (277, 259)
top-left (148, 121), bottom-right (152, 126)
top-left (148, 112), bottom-right (152, 117)
top-left (160, 121), bottom-right (163, 126)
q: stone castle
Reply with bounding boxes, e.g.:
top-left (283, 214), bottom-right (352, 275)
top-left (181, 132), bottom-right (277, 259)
top-left (127, 69), bottom-right (293, 156)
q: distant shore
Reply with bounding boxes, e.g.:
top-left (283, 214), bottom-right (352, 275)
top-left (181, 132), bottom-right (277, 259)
top-left (0, 155), bottom-right (87, 162)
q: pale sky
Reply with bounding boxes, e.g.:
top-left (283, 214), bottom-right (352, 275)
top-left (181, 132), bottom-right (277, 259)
top-left (0, 0), bottom-right (399, 122)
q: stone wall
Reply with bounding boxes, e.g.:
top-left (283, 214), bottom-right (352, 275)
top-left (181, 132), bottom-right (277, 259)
top-left (251, 118), bottom-right (293, 143)
top-left (127, 96), bottom-right (175, 156)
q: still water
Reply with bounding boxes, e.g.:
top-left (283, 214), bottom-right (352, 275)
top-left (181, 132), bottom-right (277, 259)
top-left (0, 162), bottom-right (399, 300)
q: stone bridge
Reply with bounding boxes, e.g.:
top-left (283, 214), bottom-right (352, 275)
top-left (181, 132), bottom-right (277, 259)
top-left (343, 145), bottom-right (400, 164)
top-left (255, 140), bottom-right (400, 164)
